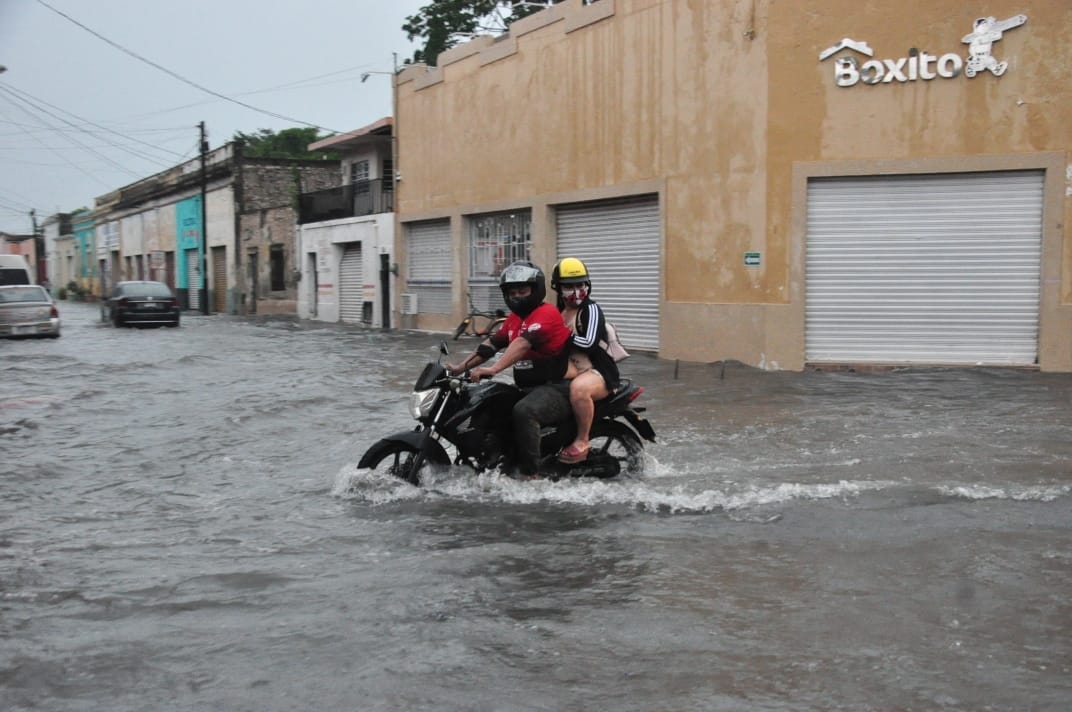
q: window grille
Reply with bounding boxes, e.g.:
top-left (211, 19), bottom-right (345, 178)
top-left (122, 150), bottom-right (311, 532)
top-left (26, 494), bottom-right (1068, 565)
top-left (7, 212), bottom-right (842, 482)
top-left (349, 160), bottom-right (369, 184)
top-left (467, 211), bottom-right (531, 310)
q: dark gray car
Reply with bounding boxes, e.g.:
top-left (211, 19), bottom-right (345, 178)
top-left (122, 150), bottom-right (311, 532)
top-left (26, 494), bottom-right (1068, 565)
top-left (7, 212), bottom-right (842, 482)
top-left (101, 281), bottom-right (181, 328)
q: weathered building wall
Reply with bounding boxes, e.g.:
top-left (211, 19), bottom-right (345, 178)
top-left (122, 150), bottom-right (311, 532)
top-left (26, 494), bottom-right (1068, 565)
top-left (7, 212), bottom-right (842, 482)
top-left (238, 161), bottom-right (339, 314)
top-left (395, 0), bottom-right (1071, 370)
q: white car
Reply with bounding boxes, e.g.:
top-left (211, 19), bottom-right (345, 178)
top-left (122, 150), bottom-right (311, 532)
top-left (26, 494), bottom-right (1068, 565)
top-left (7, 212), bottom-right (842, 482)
top-left (0, 284), bottom-right (61, 338)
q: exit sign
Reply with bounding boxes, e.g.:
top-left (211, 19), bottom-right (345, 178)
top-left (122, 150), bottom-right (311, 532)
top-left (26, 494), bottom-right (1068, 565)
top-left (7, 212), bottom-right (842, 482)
top-left (744, 252), bottom-right (761, 266)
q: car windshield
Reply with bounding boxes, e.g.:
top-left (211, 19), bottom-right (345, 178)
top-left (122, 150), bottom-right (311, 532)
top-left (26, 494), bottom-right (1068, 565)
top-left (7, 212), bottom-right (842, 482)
top-left (0, 286), bottom-right (49, 303)
top-left (121, 283), bottom-right (173, 298)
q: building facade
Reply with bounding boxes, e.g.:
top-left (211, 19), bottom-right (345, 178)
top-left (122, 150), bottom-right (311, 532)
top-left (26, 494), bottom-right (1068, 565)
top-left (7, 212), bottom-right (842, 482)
top-left (40, 212), bottom-right (72, 289)
top-left (393, 0), bottom-right (1071, 371)
top-left (297, 118), bottom-right (396, 328)
top-left (91, 143), bottom-right (338, 314)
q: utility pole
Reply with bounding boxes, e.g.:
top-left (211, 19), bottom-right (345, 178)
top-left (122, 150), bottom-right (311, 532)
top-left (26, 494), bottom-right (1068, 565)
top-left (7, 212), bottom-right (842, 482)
top-left (29, 209), bottom-right (43, 284)
top-left (387, 51), bottom-right (398, 332)
top-left (199, 121), bottom-right (210, 315)
top-left (360, 56), bottom-right (400, 331)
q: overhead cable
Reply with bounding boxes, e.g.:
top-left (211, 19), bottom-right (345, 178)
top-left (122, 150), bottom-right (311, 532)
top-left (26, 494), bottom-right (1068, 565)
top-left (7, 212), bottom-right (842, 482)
top-left (35, 0), bottom-right (341, 134)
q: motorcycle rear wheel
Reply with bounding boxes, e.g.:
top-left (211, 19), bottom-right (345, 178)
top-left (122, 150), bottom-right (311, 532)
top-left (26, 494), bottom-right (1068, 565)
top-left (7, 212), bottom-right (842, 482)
top-left (359, 440), bottom-right (433, 486)
top-left (588, 420), bottom-right (645, 475)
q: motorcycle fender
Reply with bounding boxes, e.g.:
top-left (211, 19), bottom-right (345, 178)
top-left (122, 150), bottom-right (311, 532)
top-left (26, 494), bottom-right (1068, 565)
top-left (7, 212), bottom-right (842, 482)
top-left (623, 411), bottom-right (657, 443)
top-left (358, 430), bottom-right (450, 467)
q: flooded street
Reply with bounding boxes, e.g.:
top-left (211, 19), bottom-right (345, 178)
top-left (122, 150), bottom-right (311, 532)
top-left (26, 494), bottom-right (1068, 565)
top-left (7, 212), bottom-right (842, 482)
top-left (3, 301), bottom-right (1071, 711)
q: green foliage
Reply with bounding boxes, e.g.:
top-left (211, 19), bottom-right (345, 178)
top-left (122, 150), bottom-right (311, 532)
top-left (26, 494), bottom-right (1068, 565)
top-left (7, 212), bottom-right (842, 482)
top-left (402, 1), bottom-right (554, 66)
top-left (233, 128), bottom-right (339, 160)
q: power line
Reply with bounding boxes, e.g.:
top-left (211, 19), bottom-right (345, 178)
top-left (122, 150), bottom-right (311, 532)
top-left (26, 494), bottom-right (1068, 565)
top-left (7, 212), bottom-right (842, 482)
top-left (0, 93), bottom-right (119, 189)
top-left (0, 82), bottom-right (186, 165)
top-left (113, 65), bottom-right (385, 123)
top-left (0, 85), bottom-right (155, 176)
top-left (35, 0), bottom-right (341, 134)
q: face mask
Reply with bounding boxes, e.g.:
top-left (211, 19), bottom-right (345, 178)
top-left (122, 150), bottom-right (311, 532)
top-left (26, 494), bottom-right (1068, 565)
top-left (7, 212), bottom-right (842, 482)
top-left (563, 286), bottom-right (588, 307)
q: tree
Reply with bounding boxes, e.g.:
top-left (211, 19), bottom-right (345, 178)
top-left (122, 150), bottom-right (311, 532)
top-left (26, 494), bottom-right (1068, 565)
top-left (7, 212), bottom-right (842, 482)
top-left (232, 127), bottom-right (338, 160)
top-left (402, 1), bottom-right (560, 66)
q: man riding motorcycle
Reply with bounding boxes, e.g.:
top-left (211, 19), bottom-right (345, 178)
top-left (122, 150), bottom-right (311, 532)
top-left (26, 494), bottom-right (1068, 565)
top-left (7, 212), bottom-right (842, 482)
top-left (446, 261), bottom-right (572, 477)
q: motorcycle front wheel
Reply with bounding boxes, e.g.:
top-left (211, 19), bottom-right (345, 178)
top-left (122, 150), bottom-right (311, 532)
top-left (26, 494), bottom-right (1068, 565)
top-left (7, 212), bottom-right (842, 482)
top-left (359, 440), bottom-right (433, 486)
top-left (589, 420), bottom-right (645, 475)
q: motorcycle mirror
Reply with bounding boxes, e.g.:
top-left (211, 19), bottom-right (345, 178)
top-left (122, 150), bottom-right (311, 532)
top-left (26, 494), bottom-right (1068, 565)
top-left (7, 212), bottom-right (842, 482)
top-left (439, 341), bottom-right (449, 357)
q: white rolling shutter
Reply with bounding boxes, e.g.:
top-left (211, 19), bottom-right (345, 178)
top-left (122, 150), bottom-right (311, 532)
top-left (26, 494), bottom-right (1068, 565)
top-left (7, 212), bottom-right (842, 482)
top-left (339, 243), bottom-right (363, 323)
top-left (405, 219), bottom-right (452, 314)
top-left (186, 249), bottom-right (200, 311)
top-left (805, 171), bottom-right (1044, 365)
top-left (556, 196), bottom-right (661, 352)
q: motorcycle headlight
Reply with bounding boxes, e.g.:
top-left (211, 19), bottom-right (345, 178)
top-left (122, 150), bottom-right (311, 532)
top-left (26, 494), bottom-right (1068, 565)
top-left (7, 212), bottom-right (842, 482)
top-left (409, 388), bottom-right (439, 419)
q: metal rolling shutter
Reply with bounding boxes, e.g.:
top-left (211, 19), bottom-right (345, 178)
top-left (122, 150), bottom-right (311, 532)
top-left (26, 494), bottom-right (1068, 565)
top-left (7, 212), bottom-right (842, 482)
top-left (805, 171), bottom-right (1043, 365)
top-left (339, 243), bottom-right (364, 323)
top-left (186, 249), bottom-right (200, 311)
top-left (212, 247), bottom-right (226, 313)
top-left (556, 196), bottom-right (660, 352)
top-left (405, 219), bottom-right (452, 314)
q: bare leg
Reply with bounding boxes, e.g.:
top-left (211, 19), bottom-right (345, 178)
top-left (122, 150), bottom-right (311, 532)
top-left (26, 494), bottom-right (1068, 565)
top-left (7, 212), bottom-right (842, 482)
top-left (568, 370), bottom-right (609, 452)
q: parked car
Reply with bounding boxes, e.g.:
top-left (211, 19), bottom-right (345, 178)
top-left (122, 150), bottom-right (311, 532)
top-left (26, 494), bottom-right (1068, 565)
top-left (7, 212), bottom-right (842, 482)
top-left (0, 284), bottom-right (61, 338)
top-left (101, 281), bottom-right (181, 328)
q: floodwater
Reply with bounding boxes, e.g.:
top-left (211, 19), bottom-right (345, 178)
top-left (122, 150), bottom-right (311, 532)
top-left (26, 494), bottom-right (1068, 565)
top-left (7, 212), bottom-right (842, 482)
top-left (2, 301), bottom-right (1070, 711)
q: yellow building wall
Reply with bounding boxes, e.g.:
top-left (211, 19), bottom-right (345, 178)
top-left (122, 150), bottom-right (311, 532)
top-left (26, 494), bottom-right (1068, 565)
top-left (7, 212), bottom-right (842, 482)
top-left (395, 0), bottom-right (1072, 370)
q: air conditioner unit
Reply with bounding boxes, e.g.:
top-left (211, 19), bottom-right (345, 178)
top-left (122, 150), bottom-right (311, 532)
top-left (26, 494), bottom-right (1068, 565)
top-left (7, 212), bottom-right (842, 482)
top-left (400, 293), bottom-right (418, 315)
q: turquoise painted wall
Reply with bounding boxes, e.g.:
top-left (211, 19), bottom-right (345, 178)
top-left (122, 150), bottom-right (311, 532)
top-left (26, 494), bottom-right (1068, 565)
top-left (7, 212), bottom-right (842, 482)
top-left (72, 215), bottom-right (95, 279)
top-left (176, 196), bottom-right (203, 290)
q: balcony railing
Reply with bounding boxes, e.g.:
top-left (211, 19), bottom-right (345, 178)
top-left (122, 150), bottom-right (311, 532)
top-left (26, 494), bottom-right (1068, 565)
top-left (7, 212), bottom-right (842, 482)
top-left (298, 179), bottom-right (394, 224)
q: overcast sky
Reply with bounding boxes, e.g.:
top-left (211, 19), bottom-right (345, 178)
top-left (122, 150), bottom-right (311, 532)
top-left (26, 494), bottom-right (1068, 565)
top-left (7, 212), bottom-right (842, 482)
top-left (0, 0), bottom-right (429, 234)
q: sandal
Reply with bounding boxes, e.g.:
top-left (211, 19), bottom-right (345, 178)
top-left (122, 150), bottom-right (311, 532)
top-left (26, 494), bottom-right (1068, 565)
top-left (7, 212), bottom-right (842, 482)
top-left (557, 443), bottom-right (589, 464)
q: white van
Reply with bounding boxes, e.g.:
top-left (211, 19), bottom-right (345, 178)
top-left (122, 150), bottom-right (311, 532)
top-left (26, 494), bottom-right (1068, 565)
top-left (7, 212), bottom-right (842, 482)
top-left (0, 254), bottom-right (35, 286)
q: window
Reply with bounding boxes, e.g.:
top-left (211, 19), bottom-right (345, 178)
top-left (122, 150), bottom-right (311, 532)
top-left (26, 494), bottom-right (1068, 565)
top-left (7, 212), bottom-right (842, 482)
top-left (270, 244), bottom-right (286, 291)
top-left (120, 282), bottom-right (174, 298)
top-left (381, 159), bottom-right (395, 212)
top-left (467, 211), bottom-right (532, 310)
top-left (349, 160), bottom-right (369, 184)
top-left (405, 219), bottom-right (452, 314)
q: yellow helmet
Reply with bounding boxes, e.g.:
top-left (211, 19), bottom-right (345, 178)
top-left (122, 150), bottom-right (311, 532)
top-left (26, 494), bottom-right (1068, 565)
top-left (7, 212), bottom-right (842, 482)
top-left (551, 257), bottom-right (590, 291)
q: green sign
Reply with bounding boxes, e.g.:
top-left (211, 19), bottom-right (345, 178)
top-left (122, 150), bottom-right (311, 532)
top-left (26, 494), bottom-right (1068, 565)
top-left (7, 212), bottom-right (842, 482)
top-left (744, 252), bottom-right (761, 266)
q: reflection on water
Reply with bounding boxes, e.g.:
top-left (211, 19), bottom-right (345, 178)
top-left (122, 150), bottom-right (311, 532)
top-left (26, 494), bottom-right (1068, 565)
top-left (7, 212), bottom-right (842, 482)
top-left (1, 303), bottom-right (1070, 711)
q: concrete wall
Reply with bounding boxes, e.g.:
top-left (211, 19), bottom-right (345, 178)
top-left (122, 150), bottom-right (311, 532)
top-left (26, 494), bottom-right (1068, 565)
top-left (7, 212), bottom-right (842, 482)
top-left (297, 213), bottom-right (394, 326)
top-left (394, 0), bottom-right (1072, 370)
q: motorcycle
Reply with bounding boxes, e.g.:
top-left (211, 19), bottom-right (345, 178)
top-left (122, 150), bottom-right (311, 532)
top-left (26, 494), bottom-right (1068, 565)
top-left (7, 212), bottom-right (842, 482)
top-left (358, 342), bottom-right (657, 485)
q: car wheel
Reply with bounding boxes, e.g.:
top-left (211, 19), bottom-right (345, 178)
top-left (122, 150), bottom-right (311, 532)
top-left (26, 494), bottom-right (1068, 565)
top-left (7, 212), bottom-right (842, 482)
top-left (112, 312), bottom-right (124, 328)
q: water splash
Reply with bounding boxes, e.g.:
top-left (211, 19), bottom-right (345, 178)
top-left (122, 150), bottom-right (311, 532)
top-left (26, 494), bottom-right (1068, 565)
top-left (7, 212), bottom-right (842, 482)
top-left (332, 459), bottom-right (899, 514)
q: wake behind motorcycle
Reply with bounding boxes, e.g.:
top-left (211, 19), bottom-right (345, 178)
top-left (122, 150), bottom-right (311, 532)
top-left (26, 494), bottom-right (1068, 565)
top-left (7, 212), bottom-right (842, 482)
top-left (358, 343), bottom-right (656, 485)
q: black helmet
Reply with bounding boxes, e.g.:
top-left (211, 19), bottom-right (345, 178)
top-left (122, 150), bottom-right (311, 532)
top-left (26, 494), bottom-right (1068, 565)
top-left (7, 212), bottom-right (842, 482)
top-left (551, 257), bottom-right (591, 292)
top-left (499, 260), bottom-right (546, 316)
